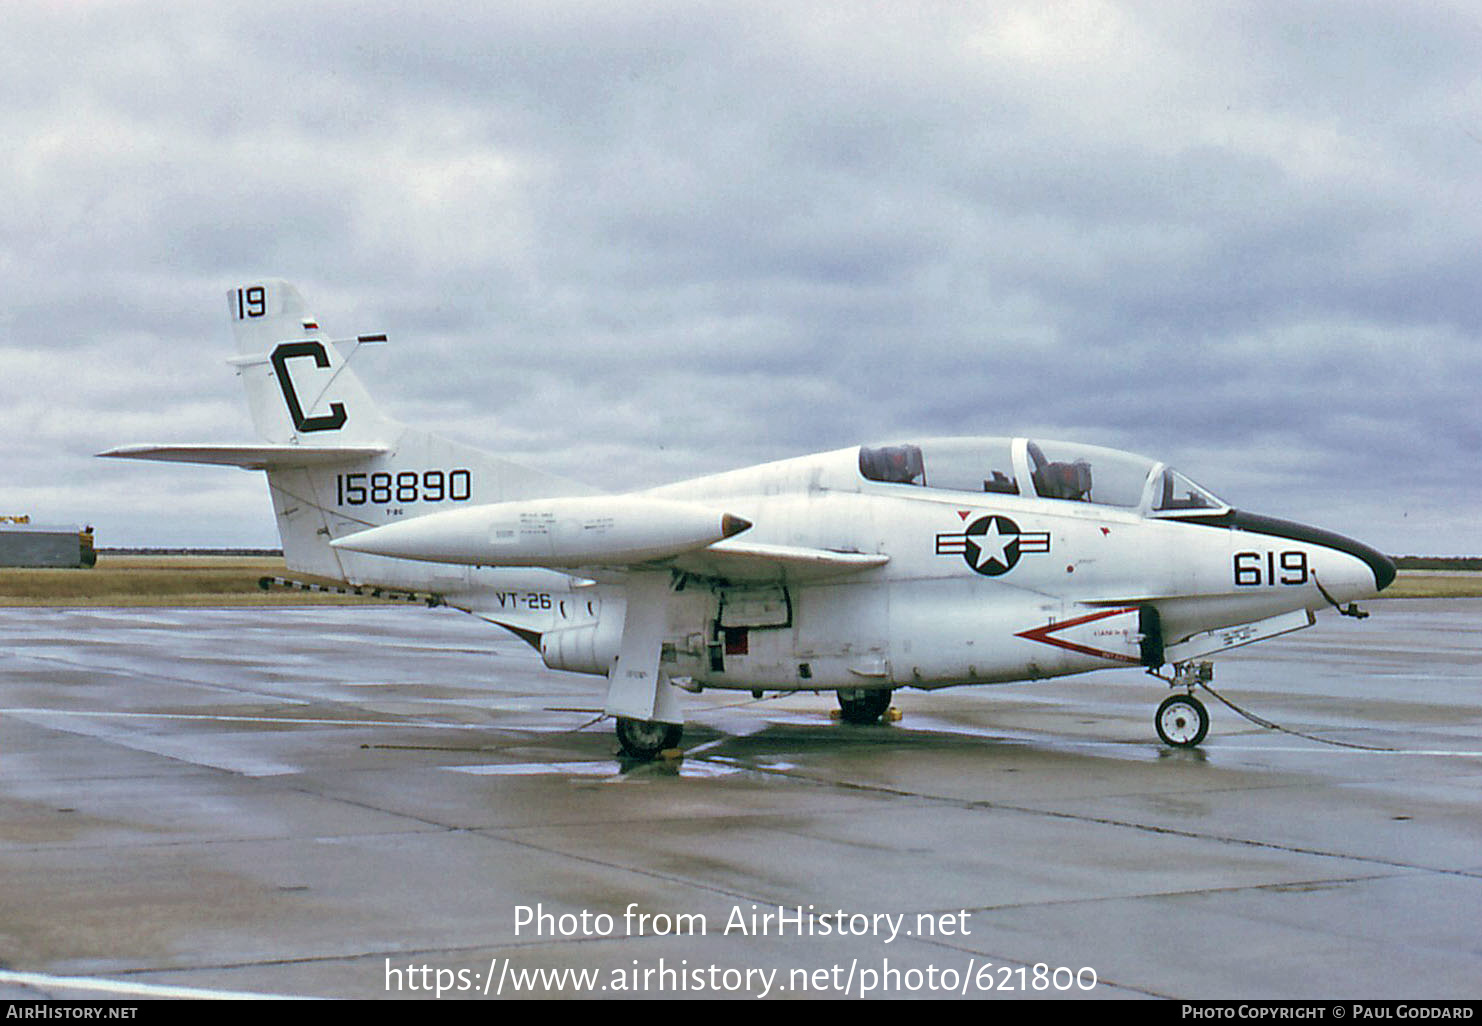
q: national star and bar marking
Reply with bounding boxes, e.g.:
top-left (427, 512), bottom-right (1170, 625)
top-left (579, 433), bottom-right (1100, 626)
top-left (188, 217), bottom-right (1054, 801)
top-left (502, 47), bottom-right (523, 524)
top-left (936, 514), bottom-right (1050, 576)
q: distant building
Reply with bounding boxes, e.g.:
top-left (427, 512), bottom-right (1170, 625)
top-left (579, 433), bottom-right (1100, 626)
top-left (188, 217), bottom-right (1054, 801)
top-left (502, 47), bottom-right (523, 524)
top-left (0, 522), bottom-right (96, 568)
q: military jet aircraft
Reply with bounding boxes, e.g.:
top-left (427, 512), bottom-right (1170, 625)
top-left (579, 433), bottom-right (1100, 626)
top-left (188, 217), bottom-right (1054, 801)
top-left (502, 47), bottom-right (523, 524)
top-left (103, 282), bottom-right (1395, 759)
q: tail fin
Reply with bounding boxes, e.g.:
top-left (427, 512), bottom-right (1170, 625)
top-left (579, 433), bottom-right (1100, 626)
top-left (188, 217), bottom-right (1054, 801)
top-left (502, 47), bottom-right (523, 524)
top-left (232, 282), bottom-right (596, 585)
top-left (228, 281), bottom-right (399, 446)
top-left (107, 281), bottom-right (595, 588)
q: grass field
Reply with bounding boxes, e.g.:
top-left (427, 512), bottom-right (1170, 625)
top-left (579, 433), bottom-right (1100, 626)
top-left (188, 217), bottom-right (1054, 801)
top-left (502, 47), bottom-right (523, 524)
top-left (0, 555), bottom-right (387, 607)
top-left (0, 555), bottom-right (1477, 606)
top-left (1381, 571), bottom-right (1482, 599)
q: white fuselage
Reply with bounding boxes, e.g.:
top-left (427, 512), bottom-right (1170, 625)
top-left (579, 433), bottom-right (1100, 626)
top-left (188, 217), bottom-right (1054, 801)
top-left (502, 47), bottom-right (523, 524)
top-left (102, 282), bottom-right (1397, 751)
top-left (504, 442), bottom-right (1388, 695)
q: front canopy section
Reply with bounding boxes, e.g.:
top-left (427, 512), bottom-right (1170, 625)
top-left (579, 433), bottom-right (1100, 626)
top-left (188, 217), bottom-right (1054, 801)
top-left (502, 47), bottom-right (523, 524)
top-left (858, 437), bottom-right (1228, 517)
top-left (1150, 467), bottom-right (1225, 514)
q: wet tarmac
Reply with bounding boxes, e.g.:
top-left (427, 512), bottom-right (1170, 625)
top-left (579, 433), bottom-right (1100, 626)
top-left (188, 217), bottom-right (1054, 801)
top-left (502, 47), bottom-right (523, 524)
top-left (1, 599), bottom-right (1479, 1000)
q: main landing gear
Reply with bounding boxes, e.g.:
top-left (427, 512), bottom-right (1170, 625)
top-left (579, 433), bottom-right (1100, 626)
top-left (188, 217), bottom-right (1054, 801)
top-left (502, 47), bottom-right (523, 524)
top-left (615, 717), bottom-right (683, 761)
top-left (837, 688), bottom-right (894, 725)
top-left (1154, 661), bottom-right (1213, 748)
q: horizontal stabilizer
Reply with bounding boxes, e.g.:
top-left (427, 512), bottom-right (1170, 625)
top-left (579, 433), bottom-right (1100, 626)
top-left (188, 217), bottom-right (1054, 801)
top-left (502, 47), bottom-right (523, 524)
top-left (98, 443), bottom-right (388, 470)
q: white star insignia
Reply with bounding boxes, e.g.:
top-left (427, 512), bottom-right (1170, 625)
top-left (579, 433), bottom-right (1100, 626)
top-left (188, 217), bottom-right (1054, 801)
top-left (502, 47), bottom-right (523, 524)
top-left (970, 518), bottom-right (1017, 572)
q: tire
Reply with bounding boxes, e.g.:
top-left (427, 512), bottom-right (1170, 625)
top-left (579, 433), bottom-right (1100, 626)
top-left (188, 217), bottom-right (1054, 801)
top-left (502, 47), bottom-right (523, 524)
top-left (615, 717), bottom-right (683, 760)
top-left (837, 688), bottom-right (893, 725)
top-left (1155, 693), bottom-right (1209, 747)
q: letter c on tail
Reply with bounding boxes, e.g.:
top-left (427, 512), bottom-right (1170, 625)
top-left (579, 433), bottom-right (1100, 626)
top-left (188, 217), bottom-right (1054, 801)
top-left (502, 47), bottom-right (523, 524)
top-left (271, 341), bottom-right (347, 433)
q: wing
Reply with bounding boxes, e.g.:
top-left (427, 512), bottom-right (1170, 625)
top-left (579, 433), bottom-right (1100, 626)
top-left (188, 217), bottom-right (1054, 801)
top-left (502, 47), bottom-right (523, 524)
top-left (659, 539), bottom-right (889, 585)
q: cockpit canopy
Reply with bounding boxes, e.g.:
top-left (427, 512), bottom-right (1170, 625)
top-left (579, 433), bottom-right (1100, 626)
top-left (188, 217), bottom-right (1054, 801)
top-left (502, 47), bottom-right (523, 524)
top-left (858, 437), bottom-right (1226, 515)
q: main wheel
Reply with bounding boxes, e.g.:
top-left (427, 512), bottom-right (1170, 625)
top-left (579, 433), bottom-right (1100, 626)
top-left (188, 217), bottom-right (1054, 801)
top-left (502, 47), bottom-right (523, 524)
top-left (837, 688), bottom-right (893, 725)
top-left (1155, 693), bottom-right (1209, 747)
top-left (615, 717), bottom-right (683, 760)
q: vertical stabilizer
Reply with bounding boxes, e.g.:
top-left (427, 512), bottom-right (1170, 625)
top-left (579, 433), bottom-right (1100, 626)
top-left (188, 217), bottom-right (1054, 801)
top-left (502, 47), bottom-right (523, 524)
top-left (223, 281), bottom-right (596, 586)
top-left (106, 282), bottom-right (598, 589)
top-left (228, 282), bottom-right (399, 446)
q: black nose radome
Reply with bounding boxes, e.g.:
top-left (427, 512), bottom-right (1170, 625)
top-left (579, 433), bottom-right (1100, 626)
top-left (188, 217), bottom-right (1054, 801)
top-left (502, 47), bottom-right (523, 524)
top-left (1227, 511), bottom-right (1396, 592)
top-left (1165, 509), bottom-right (1396, 593)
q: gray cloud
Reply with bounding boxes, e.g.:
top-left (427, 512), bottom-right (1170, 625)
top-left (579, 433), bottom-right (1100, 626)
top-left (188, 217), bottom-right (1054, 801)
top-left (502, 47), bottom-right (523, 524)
top-left (3, 1), bottom-right (1478, 553)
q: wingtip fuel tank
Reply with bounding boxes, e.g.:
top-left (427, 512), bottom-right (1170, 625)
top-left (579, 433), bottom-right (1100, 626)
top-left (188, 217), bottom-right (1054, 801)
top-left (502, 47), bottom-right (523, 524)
top-left (330, 495), bottom-right (752, 568)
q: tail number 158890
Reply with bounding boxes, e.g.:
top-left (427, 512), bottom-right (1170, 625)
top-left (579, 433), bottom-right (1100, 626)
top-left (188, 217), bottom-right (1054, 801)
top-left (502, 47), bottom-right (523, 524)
top-left (336, 469), bottom-right (472, 507)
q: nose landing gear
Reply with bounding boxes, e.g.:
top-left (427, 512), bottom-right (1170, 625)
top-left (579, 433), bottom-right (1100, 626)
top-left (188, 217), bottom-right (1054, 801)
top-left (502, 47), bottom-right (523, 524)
top-left (1153, 661), bottom-right (1213, 748)
top-left (1156, 692), bottom-right (1210, 747)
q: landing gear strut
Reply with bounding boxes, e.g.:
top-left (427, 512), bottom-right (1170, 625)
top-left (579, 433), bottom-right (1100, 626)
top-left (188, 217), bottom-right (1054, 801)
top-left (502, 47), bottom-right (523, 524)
top-left (1154, 661), bottom-right (1213, 747)
top-left (837, 688), bottom-right (893, 725)
top-left (615, 717), bottom-right (683, 760)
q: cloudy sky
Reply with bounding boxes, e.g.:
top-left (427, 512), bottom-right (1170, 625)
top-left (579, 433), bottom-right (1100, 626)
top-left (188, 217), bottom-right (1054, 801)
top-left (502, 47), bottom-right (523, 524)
top-left (4, 1), bottom-right (1479, 554)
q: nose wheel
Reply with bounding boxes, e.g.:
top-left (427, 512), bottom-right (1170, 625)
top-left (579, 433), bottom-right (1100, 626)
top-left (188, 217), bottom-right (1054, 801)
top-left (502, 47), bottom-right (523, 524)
top-left (1155, 692), bottom-right (1210, 747)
